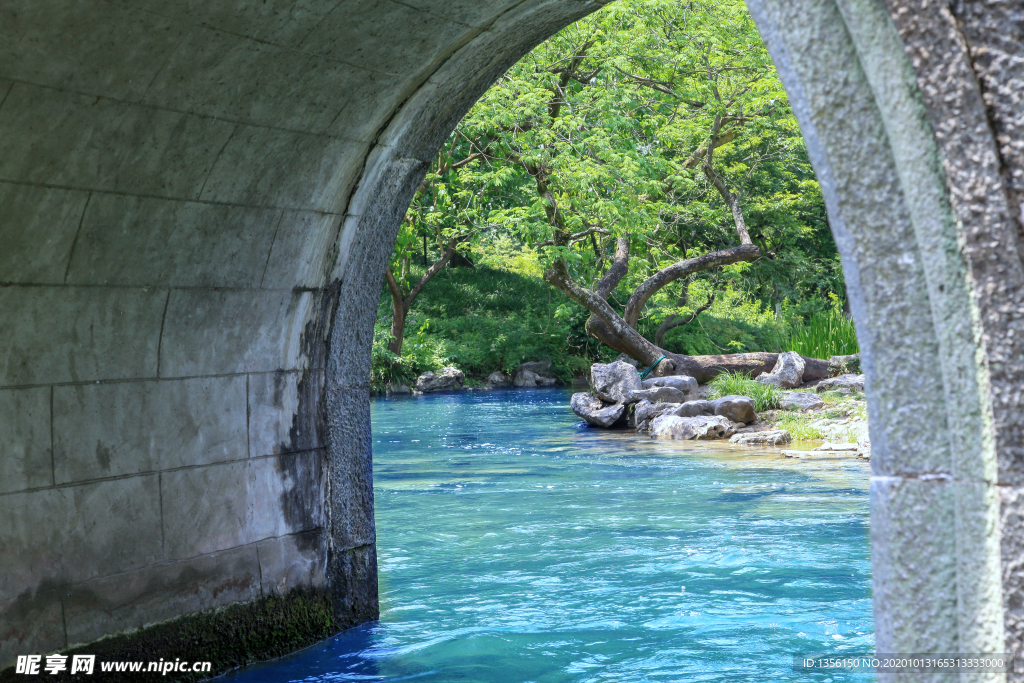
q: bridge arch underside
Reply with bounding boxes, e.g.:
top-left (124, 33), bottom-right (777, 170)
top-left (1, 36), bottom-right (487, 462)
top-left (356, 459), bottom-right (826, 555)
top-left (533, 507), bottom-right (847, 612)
top-left (1, 0), bottom-right (1022, 677)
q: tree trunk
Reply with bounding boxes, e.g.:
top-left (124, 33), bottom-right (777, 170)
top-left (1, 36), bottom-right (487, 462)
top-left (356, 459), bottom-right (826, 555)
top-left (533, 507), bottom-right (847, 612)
top-left (668, 352), bottom-right (829, 384)
top-left (384, 268), bottom-right (408, 355)
top-left (383, 238), bottom-right (459, 356)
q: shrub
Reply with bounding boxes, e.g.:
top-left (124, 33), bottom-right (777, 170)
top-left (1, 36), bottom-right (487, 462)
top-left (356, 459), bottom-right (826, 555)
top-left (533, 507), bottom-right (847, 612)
top-left (369, 343), bottom-right (418, 393)
top-left (370, 264), bottom-right (599, 386)
top-left (707, 372), bottom-right (781, 411)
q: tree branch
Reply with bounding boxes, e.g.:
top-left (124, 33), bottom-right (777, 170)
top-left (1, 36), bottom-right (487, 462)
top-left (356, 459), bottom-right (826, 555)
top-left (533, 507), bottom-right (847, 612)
top-left (681, 129), bottom-right (738, 169)
top-left (406, 237), bottom-right (458, 305)
top-left (595, 237), bottom-right (630, 299)
top-left (654, 291), bottom-right (716, 347)
top-left (384, 266), bottom-right (405, 306)
top-left (623, 244), bottom-right (760, 328)
top-left (538, 226), bottom-right (610, 247)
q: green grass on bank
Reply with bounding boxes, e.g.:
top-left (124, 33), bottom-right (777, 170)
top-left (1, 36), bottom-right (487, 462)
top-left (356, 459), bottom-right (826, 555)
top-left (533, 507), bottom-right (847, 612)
top-left (786, 308), bottom-right (859, 358)
top-left (707, 372), bottom-right (781, 411)
top-left (371, 265), bottom-right (595, 390)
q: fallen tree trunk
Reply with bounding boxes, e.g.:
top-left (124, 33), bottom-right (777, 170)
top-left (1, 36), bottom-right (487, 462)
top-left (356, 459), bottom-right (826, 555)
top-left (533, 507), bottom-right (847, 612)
top-left (583, 312), bottom-right (828, 383)
top-left (658, 352), bottom-right (830, 384)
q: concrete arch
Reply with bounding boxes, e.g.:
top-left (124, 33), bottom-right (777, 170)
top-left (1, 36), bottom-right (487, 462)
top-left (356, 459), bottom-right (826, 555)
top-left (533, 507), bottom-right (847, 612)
top-left (1, 0), bottom-right (1022, 678)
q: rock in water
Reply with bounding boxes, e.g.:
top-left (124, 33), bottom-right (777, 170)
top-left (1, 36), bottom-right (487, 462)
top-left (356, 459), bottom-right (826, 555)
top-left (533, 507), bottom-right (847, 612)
top-left (755, 351), bottom-right (805, 388)
top-left (590, 361), bottom-right (642, 403)
top-left (514, 369), bottom-right (557, 387)
top-left (571, 392), bottom-right (626, 428)
top-left (816, 373), bottom-right (865, 392)
top-left (629, 386), bottom-right (689, 404)
top-left (730, 430), bottom-right (792, 446)
top-left (650, 415), bottom-right (734, 440)
top-left (710, 395), bottom-right (757, 423)
top-left (415, 367), bottom-right (465, 392)
top-left (486, 371), bottom-right (511, 387)
top-left (633, 400), bottom-right (680, 431)
top-left (779, 392), bottom-right (824, 411)
top-left (514, 361), bottom-right (556, 387)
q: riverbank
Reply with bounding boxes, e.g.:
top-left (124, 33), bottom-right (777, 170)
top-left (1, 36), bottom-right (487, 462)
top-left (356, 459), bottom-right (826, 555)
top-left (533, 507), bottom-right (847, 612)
top-left (570, 356), bottom-right (871, 460)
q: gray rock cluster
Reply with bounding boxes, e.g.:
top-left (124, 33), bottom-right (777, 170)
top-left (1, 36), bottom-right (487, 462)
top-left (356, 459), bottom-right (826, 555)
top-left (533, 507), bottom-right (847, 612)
top-left (413, 360), bottom-right (559, 393)
top-left (414, 367), bottom-right (465, 392)
top-left (570, 361), bottom-right (753, 441)
top-left (484, 361), bottom-right (557, 388)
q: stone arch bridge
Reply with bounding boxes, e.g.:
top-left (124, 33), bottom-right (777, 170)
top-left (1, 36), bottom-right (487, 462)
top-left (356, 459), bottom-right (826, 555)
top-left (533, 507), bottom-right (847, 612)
top-left (1, 0), bottom-right (1022, 679)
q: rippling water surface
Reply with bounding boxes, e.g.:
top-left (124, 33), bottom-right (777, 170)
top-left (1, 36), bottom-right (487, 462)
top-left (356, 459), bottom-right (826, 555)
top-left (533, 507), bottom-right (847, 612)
top-left (226, 388), bottom-right (873, 682)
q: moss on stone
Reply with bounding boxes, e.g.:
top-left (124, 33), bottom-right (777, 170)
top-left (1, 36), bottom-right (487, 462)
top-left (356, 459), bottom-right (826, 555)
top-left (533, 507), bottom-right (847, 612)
top-left (0, 588), bottom-right (340, 682)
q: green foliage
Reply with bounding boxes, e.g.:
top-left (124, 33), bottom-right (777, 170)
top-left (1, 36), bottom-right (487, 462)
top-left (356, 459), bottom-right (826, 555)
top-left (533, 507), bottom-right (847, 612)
top-left (371, 264), bottom-right (596, 390)
top-left (400, 0), bottom-right (843, 332)
top-left (375, 0), bottom-right (850, 380)
top-left (646, 280), bottom-right (788, 355)
top-left (785, 306), bottom-right (859, 359)
top-left (707, 372), bottom-right (781, 411)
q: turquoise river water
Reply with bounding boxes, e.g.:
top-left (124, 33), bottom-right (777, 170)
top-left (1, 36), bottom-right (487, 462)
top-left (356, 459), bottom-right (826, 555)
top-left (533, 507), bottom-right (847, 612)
top-left (225, 388), bottom-right (873, 682)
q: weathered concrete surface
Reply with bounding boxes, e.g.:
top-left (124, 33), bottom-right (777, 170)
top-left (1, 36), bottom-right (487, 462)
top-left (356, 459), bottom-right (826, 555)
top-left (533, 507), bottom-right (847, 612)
top-left (748, 0), bottom-right (1018, 676)
top-left (0, 0), bottom-right (1021, 676)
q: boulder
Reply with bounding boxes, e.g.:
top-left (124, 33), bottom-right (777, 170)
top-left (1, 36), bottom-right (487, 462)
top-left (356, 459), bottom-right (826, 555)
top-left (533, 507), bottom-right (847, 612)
top-left (570, 392), bottom-right (625, 428)
top-left (755, 350), bottom-right (805, 388)
top-left (641, 375), bottom-right (698, 395)
top-left (486, 371), bottom-right (511, 387)
top-left (514, 369), bottom-right (557, 387)
top-left (816, 373), bottom-right (865, 393)
top-left (387, 383), bottom-right (412, 394)
top-left (590, 361), bottom-right (642, 403)
top-left (670, 400), bottom-right (714, 417)
top-left (857, 431), bottom-right (872, 460)
top-left (629, 386), bottom-right (689, 404)
top-left (518, 361), bottom-right (552, 376)
top-left (730, 430), bottom-right (792, 446)
top-left (710, 395), bottom-right (757, 424)
top-left (780, 392), bottom-right (824, 411)
top-left (613, 353), bottom-right (641, 368)
top-left (650, 415), bottom-right (734, 440)
top-left (829, 353), bottom-right (861, 376)
top-left (645, 357), bottom-right (676, 378)
top-left (415, 367), bottom-right (465, 392)
top-left (633, 399), bottom-right (679, 431)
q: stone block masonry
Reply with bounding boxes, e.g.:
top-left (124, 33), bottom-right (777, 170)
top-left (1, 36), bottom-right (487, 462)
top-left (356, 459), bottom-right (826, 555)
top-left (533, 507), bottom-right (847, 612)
top-left (2, 0), bottom-right (1022, 678)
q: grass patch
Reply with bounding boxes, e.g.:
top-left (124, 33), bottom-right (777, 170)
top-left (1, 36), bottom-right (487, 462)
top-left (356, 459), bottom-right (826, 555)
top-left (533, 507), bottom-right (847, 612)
top-left (786, 308), bottom-right (858, 359)
top-left (771, 412), bottom-right (826, 440)
top-left (707, 372), bottom-right (781, 411)
top-left (768, 391), bottom-right (867, 443)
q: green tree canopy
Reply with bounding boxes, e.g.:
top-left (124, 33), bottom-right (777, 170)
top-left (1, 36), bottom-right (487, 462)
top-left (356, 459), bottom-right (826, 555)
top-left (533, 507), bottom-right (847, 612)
top-left (386, 0), bottom-right (842, 376)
